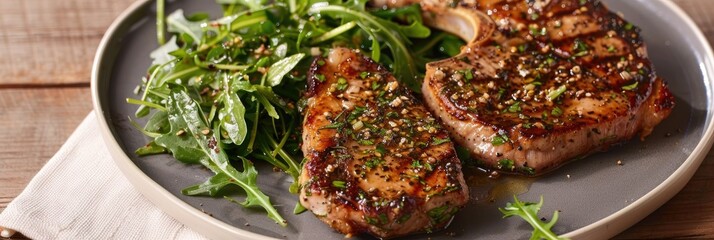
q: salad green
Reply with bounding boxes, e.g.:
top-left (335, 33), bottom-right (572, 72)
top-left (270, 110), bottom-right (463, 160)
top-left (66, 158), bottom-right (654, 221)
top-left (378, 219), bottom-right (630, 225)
top-left (129, 0), bottom-right (461, 225)
top-left (500, 196), bottom-right (569, 240)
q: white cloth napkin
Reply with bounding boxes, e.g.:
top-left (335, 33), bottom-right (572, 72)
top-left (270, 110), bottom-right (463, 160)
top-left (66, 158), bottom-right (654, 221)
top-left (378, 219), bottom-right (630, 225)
top-left (0, 112), bottom-right (207, 240)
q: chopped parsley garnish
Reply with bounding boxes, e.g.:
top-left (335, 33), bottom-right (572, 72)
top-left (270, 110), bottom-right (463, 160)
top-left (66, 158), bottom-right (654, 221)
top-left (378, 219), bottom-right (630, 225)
top-left (428, 205), bottom-right (455, 224)
top-left (497, 88), bottom-right (507, 100)
top-left (347, 106), bottom-right (366, 122)
top-left (463, 69), bottom-right (474, 80)
top-left (315, 74), bottom-right (326, 82)
top-left (365, 216), bottom-right (379, 225)
top-left (622, 81), bottom-right (638, 90)
top-left (397, 214), bottom-right (412, 224)
top-left (358, 139), bottom-right (375, 145)
top-left (520, 166), bottom-right (536, 175)
top-left (572, 39), bottom-right (589, 57)
top-left (432, 137), bottom-right (451, 145)
top-left (497, 159), bottom-right (515, 171)
top-left (332, 180), bottom-right (346, 189)
top-left (376, 144), bottom-right (387, 154)
top-left (336, 77), bottom-right (348, 91)
top-left (508, 102), bottom-right (522, 113)
top-left (320, 122), bottom-right (344, 129)
top-left (607, 45), bottom-right (616, 53)
top-left (365, 158), bottom-right (383, 168)
top-left (551, 107), bottom-right (563, 117)
top-left (546, 57), bottom-right (556, 66)
top-left (547, 85), bottom-right (567, 101)
top-left (530, 26), bottom-right (546, 36)
top-left (492, 134), bottom-right (509, 146)
top-left (360, 71), bottom-right (369, 79)
top-left (411, 160), bottom-right (423, 168)
top-left (624, 23), bottom-right (634, 30)
top-left (371, 81), bottom-right (381, 90)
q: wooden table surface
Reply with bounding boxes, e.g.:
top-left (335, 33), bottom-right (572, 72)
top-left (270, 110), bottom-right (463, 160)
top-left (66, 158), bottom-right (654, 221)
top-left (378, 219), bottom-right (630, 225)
top-left (1, 0), bottom-right (713, 239)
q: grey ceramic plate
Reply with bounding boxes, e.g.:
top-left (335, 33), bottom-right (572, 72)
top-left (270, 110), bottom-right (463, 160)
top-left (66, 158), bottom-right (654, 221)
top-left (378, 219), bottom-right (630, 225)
top-left (91, 0), bottom-right (714, 239)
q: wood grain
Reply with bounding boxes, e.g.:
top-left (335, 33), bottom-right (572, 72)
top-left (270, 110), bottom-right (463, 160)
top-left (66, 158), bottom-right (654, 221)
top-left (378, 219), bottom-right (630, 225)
top-left (0, 0), bottom-right (136, 85)
top-left (1, 0), bottom-right (714, 239)
top-left (0, 88), bottom-right (93, 211)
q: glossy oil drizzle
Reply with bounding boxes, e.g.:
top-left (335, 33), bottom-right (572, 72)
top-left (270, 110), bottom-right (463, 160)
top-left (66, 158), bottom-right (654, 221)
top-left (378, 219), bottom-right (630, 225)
top-left (464, 168), bottom-right (536, 203)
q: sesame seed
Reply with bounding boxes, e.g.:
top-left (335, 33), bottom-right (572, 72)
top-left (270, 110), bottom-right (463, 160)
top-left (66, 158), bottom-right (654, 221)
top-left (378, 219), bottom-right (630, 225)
top-left (386, 81), bottom-right (399, 92)
top-left (352, 121), bottom-right (364, 130)
top-left (571, 66), bottom-right (581, 74)
top-left (433, 68), bottom-right (446, 80)
top-left (620, 71), bottom-right (633, 80)
top-left (390, 98), bottom-right (403, 107)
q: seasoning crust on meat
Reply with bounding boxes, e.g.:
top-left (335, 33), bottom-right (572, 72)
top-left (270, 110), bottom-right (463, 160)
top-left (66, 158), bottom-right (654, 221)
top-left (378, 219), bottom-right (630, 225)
top-left (299, 48), bottom-right (469, 238)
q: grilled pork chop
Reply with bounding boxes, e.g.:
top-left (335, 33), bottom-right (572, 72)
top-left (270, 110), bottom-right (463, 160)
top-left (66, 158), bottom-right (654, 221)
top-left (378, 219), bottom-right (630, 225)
top-left (374, 0), bottom-right (674, 175)
top-left (300, 48), bottom-right (469, 238)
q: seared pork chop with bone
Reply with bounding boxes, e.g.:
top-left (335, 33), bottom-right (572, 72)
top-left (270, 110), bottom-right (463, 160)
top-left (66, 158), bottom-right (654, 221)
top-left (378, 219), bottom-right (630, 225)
top-left (377, 0), bottom-right (674, 175)
top-left (300, 48), bottom-right (469, 238)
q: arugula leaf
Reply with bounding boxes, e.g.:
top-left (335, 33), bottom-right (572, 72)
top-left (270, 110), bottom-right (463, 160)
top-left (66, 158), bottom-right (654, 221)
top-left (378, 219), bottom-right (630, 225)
top-left (439, 34), bottom-right (464, 57)
top-left (166, 9), bottom-right (207, 44)
top-left (135, 141), bottom-right (167, 156)
top-left (253, 90), bottom-right (280, 119)
top-left (168, 90), bottom-right (286, 226)
top-left (219, 93), bottom-right (248, 145)
top-left (144, 110), bottom-right (169, 133)
top-left (182, 172), bottom-right (231, 196)
top-left (267, 53), bottom-right (305, 86)
top-left (311, 21), bottom-right (357, 44)
top-left (311, 4), bottom-right (423, 92)
top-left (153, 108), bottom-right (205, 164)
top-left (150, 36), bottom-right (178, 66)
top-left (500, 196), bottom-right (568, 240)
top-left (216, 0), bottom-right (266, 11)
top-left (369, 4), bottom-right (430, 39)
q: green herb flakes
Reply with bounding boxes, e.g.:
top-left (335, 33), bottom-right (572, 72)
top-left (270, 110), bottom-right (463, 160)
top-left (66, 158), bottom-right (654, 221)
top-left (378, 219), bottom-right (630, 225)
top-left (332, 180), bottom-right (346, 189)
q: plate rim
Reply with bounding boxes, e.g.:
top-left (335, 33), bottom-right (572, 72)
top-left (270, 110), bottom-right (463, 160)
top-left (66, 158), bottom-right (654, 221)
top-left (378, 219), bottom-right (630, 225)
top-left (90, 0), bottom-right (714, 239)
top-left (562, 0), bottom-right (714, 238)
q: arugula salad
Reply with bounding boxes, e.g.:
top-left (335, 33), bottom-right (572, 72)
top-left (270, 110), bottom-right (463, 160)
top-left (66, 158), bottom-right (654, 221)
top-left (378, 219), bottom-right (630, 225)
top-left (128, 0), bottom-right (461, 226)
